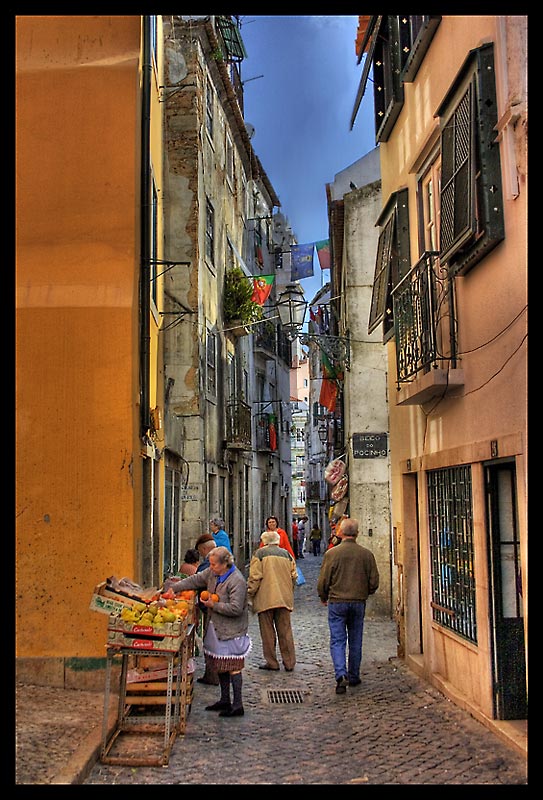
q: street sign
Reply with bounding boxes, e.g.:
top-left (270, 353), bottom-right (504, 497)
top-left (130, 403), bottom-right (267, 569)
top-left (352, 432), bottom-right (388, 458)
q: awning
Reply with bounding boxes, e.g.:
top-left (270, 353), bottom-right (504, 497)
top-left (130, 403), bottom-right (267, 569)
top-left (350, 15), bottom-right (382, 131)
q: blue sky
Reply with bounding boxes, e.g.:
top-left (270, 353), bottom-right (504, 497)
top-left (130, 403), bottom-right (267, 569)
top-left (239, 15), bottom-right (375, 303)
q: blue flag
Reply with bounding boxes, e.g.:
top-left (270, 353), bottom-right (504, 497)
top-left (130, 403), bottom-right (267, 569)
top-left (291, 243), bottom-right (315, 280)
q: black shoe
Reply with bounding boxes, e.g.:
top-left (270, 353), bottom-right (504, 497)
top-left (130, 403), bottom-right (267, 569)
top-left (258, 664), bottom-right (279, 671)
top-left (197, 676), bottom-right (220, 685)
top-left (348, 678), bottom-right (362, 686)
top-left (205, 701), bottom-right (232, 712)
top-left (284, 667), bottom-right (294, 672)
top-left (219, 706), bottom-right (244, 717)
top-left (335, 676), bottom-right (348, 694)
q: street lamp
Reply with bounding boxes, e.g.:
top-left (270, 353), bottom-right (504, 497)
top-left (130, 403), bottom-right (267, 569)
top-left (317, 424), bottom-right (328, 444)
top-left (275, 283), bottom-right (350, 370)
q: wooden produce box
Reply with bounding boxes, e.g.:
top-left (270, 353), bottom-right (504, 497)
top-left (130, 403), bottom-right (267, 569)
top-left (107, 614), bottom-right (191, 652)
top-left (90, 582), bottom-right (144, 616)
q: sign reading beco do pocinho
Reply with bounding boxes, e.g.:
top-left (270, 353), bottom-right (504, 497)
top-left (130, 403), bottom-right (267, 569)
top-left (352, 433), bottom-right (388, 458)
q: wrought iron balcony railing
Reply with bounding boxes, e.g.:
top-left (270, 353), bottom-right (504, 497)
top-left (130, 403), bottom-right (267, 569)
top-left (225, 400), bottom-right (252, 450)
top-left (392, 251), bottom-right (457, 383)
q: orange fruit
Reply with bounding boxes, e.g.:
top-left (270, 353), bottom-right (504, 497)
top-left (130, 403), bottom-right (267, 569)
top-left (211, 593), bottom-right (219, 602)
top-left (200, 590), bottom-right (210, 601)
top-left (180, 590), bottom-right (195, 600)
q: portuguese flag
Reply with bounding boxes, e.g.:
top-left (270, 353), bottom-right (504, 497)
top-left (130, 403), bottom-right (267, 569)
top-left (319, 349), bottom-right (339, 413)
top-left (251, 274), bottom-right (274, 305)
top-left (316, 239), bottom-right (331, 271)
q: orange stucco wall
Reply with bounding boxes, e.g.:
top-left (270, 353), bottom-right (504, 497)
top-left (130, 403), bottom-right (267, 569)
top-left (16, 16), bottom-right (144, 661)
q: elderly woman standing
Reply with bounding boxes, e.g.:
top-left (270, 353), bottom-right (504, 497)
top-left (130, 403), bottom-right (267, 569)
top-left (164, 546), bottom-right (251, 717)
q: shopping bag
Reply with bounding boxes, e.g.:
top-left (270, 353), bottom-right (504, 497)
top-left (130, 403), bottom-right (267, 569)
top-left (296, 566), bottom-right (306, 586)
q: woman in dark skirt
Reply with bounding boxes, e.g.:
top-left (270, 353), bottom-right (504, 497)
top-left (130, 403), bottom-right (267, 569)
top-left (164, 546), bottom-right (251, 717)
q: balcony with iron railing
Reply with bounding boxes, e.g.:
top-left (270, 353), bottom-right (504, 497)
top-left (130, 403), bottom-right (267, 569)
top-left (225, 400), bottom-right (252, 450)
top-left (392, 251), bottom-right (464, 405)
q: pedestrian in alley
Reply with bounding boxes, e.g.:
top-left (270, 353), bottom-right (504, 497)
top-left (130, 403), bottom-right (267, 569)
top-left (260, 515), bottom-right (296, 559)
top-left (292, 518), bottom-right (299, 559)
top-left (194, 534), bottom-right (221, 685)
top-left (178, 548), bottom-right (200, 576)
top-left (297, 515), bottom-right (308, 557)
top-left (209, 517), bottom-right (233, 553)
top-left (309, 522), bottom-right (323, 555)
top-left (164, 546), bottom-right (251, 716)
top-left (317, 517), bottom-right (379, 694)
top-left (248, 530), bottom-right (298, 672)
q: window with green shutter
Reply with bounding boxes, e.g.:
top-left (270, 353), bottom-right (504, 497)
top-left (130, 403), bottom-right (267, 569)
top-left (437, 44), bottom-right (505, 274)
top-left (368, 189), bottom-right (410, 337)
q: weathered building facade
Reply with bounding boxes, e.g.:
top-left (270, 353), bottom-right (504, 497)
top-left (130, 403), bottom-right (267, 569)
top-left (351, 14), bottom-right (527, 743)
top-left (327, 148), bottom-right (393, 617)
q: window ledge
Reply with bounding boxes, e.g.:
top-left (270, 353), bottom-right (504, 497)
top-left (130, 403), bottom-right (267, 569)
top-left (396, 368), bottom-right (464, 406)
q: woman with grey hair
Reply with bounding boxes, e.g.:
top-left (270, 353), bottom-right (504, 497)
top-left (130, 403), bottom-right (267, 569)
top-left (164, 546), bottom-right (250, 716)
top-left (209, 517), bottom-right (233, 553)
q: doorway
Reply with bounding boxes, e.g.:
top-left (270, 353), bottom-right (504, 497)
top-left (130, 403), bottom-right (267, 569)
top-left (485, 460), bottom-right (527, 720)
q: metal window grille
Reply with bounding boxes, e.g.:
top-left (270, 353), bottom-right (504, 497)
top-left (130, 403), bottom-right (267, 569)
top-left (427, 465), bottom-right (477, 643)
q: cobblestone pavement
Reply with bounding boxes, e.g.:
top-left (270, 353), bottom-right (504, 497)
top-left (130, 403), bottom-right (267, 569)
top-left (79, 553), bottom-right (527, 786)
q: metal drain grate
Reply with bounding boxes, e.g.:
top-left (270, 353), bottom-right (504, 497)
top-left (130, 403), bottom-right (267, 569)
top-left (266, 689), bottom-right (306, 705)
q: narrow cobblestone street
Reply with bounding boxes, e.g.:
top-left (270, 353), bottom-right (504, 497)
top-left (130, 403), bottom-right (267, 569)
top-left (83, 553), bottom-right (527, 785)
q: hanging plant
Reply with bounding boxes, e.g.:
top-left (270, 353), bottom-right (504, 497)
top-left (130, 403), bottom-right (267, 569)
top-left (223, 266), bottom-right (263, 326)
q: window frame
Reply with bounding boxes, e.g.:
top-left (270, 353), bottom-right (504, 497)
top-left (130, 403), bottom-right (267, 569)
top-left (205, 197), bottom-right (215, 269)
top-left (205, 78), bottom-right (214, 142)
top-left (437, 43), bottom-right (505, 275)
top-left (206, 328), bottom-right (217, 398)
top-left (427, 465), bottom-right (477, 644)
top-left (368, 188), bottom-right (410, 337)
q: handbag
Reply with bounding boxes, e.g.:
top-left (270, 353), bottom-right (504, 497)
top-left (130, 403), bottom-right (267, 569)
top-left (296, 566), bottom-right (306, 586)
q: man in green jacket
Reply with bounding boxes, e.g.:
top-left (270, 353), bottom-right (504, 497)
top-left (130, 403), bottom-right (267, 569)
top-left (247, 530), bottom-right (298, 671)
top-left (317, 517), bottom-right (379, 694)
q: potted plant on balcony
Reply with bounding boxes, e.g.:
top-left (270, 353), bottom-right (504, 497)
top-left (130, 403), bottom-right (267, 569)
top-left (223, 265), bottom-right (263, 336)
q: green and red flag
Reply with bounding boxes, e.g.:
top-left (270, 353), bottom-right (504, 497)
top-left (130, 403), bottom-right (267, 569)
top-left (251, 274), bottom-right (274, 305)
top-left (316, 239), bottom-right (331, 271)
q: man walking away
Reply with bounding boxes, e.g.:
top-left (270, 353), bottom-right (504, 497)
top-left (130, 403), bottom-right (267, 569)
top-left (317, 518), bottom-right (379, 694)
top-left (247, 530), bottom-right (298, 671)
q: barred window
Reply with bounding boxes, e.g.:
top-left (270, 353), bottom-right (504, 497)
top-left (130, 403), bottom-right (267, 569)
top-left (427, 465), bottom-right (477, 643)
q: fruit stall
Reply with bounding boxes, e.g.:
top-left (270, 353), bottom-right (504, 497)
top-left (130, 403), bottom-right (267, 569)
top-left (90, 577), bottom-right (197, 767)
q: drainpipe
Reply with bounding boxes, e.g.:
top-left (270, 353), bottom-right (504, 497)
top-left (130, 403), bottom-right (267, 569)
top-left (140, 16), bottom-right (152, 586)
top-left (140, 15), bottom-right (152, 437)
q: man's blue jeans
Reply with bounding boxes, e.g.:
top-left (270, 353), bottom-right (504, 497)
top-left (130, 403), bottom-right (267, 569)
top-left (327, 601), bottom-right (366, 682)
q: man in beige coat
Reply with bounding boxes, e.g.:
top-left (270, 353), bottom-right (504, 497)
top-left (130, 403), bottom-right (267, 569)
top-left (247, 530), bottom-right (298, 671)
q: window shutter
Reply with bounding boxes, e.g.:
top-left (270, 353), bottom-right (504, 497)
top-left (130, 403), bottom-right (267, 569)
top-left (368, 188), bottom-right (410, 336)
top-left (439, 81), bottom-right (475, 263)
top-left (368, 213), bottom-right (395, 334)
top-left (437, 44), bottom-right (504, 273)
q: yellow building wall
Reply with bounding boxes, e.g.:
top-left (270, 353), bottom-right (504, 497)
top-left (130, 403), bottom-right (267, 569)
top-left (16, 16), bottom-right (144, 672)
top-left (381, 16), bottom-right (527, 718)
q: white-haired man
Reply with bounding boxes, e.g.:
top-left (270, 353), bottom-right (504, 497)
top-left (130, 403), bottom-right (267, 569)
top-left (317, 517), bottom-right (379, 694)
top-left (247, 530), bottom-right (298, 671)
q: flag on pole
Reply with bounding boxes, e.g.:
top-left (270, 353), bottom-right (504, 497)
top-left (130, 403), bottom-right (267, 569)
top-left (268, 414), bottom-right (278, 451)
top-left (291, 243), bottom-right (315, 280)
top-left (315, 239), bottom-right (331, 271)
top-left (251, 275), bottom-right (274, 305)
top-left (319, 349), bottom-right (341, 413)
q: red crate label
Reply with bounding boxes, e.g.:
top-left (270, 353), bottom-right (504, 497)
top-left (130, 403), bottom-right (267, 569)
top-left (132, 625), bottom-right (154, 634)
top-left (132, 639), bottom-right (159, 649)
